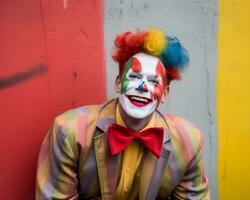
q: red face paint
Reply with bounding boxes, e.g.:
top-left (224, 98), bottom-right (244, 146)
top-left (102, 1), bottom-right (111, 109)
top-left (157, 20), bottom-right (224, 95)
top-left (156, 61), bottom-right (166, 86)
top-left (154, 61), bottom-right (166, 105)
top-left (154, 84), bottom-right (164, 105)
top-left (143, 83), bottom-right (148, 92)
top-left (131, 57), bottom-right (142, 73)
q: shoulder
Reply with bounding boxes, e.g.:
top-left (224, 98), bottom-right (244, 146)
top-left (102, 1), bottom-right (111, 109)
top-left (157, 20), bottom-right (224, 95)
top-left (164, 113), bottom-right (204, 156)
top-left (55, 104), bottom-right (101, 126)
top-left (51, 104), bottom-right (102, 147)
top-left (157, 112), bottom-right (208, 189)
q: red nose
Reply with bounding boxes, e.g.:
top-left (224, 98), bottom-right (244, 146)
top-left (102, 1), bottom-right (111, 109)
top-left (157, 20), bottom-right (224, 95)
top-left (143, 84), bottom-right (148, 92)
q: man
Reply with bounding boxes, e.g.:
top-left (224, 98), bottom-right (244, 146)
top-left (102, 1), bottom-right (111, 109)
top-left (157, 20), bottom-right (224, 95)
top-left (36, 28), bottom-right (210, 200)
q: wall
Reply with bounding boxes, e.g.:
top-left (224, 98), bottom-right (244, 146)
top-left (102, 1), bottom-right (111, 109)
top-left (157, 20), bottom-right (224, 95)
top-left (0, 0), bottom-right (106, 199)
top-left (104, 0), bottom-right (218, 199)
top-left (2, 0), bottom-right (250, 199)
top-left (217, 0), bottom-right (250, 199)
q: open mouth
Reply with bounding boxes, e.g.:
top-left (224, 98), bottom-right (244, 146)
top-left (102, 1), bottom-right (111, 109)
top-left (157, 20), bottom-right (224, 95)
top-left (127, 95), bottom-right (152, 107)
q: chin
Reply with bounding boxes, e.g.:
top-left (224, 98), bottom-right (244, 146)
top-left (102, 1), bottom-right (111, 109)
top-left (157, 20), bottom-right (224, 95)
top-left (118, 94), bottom-right (157, 119)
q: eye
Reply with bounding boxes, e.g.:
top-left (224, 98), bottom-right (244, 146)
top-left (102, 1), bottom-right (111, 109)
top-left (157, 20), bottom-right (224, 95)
top-left (149, 79), bottom-right (160, 85)
top-left (128, 73), bottom-right (141, 79)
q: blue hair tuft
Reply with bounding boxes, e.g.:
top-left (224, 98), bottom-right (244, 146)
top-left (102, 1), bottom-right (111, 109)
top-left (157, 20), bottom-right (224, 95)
top-left (162, 36), bottom-right (189, 70)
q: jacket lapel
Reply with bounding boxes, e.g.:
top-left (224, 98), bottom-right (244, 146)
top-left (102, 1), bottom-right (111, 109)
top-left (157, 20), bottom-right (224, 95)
top-left (93, 99), bottom-right (120, 200)
top-left (144, 111), bottom-right (172, 200)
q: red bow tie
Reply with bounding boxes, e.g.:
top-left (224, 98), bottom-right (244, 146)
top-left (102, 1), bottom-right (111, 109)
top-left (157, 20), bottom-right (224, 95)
top-left (107, 124), bottom-right (164, 158)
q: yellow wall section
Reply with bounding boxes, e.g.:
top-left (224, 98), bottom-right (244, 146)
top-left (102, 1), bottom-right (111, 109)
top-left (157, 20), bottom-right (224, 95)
top-left (218, 0), bottom-right (250, 199)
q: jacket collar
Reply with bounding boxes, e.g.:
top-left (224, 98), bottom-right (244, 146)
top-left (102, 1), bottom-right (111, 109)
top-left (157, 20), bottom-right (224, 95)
top-left (94, 99), bottom-right (172, 200)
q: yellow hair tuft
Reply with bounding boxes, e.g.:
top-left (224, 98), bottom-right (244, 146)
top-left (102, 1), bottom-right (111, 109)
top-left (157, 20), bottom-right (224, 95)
top-left (144, 28), bottom-right (167, 56)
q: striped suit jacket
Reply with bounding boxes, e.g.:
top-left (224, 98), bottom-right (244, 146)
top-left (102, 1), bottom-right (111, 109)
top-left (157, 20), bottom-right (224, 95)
top-left (36, 99), bottom-right (210, 200)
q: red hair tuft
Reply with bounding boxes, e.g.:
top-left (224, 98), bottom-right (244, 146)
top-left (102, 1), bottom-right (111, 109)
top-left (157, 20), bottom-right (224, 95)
top-left (112, 30), bottom-right (148, 75)
top-left (166, 68), bottom-right (181, 82)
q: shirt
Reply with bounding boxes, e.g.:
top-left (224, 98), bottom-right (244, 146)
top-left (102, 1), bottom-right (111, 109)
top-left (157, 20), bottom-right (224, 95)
top-left (114, 105), bottom-right (156, 200)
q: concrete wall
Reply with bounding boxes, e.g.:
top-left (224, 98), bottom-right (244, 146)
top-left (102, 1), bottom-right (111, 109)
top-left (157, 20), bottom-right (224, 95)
top-left (104, 1), bottom-right (218, 199)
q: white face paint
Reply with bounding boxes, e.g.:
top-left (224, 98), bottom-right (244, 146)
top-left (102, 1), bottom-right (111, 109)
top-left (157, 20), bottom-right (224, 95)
top-left (118, 53), bottom-right (166, 119)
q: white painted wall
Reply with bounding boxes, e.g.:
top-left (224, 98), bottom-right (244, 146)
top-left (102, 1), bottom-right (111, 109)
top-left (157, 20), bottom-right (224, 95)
top-left (104, 0), bottom-right (218, 199)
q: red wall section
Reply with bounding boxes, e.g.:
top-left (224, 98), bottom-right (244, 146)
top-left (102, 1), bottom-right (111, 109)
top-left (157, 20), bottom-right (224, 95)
top-left (0, 0), bottom-right (106, 199)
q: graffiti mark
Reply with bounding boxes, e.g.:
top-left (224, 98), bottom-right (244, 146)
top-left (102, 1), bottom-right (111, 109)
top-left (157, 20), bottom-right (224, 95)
top-left (0, 64), bottom-right (47, 90)
top-left (73, 72), bottom-right (77, 78)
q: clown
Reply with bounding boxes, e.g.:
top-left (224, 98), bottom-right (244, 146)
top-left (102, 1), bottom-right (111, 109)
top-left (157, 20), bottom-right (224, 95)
top-left (36, 28), bottom-right (210, 200)
top-left (111, 28), bottom-right (189, 132)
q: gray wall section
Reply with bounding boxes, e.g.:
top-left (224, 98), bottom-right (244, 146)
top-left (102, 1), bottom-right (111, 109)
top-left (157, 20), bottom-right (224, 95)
top-left (104, 0), bottom-right (218, 199)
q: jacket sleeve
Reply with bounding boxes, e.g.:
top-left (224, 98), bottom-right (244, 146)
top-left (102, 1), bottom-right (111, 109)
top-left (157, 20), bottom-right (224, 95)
top-left (171, 129), bottom-right (210, 200)
top-left (36, 117), bottom-right (79, 200)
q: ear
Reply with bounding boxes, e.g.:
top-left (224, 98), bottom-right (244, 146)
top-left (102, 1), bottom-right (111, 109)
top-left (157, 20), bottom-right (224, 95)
top-left (114, 76), bottom-right (121, 93)
top-left (161, 85), bottom-right (169, 103)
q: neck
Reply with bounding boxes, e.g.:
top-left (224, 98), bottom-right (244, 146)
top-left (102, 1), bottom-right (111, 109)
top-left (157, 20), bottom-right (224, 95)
top-left (118, 103), bottom-right (153, 132)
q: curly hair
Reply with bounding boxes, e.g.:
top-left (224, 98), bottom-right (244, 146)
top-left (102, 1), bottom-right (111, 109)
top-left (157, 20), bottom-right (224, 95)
top-left (112, 28), bottom-right (189, 82)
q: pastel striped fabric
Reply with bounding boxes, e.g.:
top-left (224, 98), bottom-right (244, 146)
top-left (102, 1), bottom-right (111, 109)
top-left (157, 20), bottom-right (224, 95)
top-left (36, 99), bottom-right (209, 199)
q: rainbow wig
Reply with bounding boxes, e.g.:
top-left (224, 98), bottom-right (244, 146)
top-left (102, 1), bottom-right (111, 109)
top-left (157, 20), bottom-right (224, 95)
top-left (112, 28), bottom-right (189, 82)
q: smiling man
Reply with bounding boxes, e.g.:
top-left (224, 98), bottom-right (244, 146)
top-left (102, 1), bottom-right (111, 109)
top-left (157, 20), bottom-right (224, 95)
top-left (36, 29), bottom-right (210, 200)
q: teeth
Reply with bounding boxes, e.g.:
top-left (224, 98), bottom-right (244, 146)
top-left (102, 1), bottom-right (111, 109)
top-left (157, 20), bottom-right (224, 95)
top-left (130, 96), bottom-right (149, 103)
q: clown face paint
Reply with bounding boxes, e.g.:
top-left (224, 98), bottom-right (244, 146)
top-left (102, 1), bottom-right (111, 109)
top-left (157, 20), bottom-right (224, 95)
top-left (119, 53), bottom-right (167, 119)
